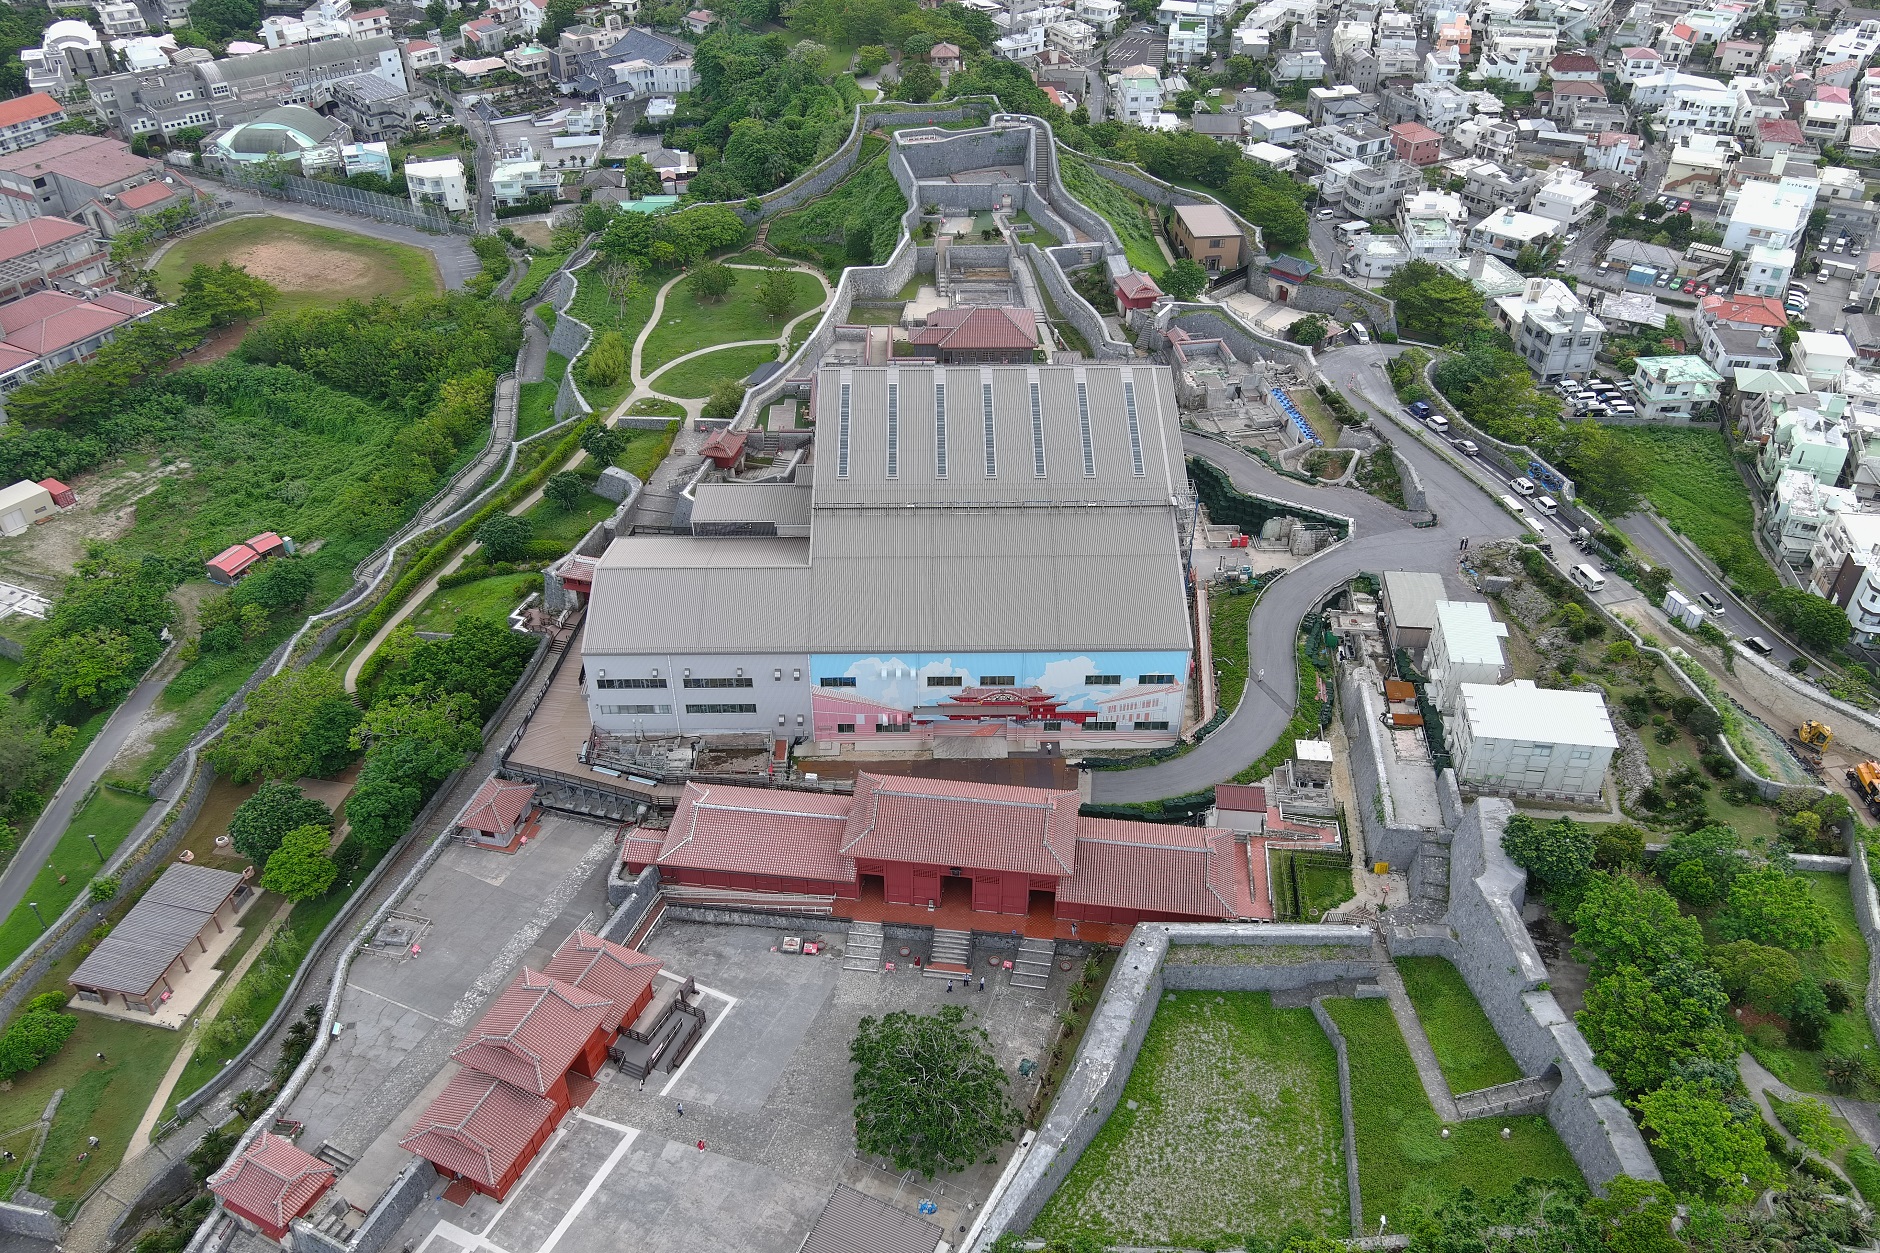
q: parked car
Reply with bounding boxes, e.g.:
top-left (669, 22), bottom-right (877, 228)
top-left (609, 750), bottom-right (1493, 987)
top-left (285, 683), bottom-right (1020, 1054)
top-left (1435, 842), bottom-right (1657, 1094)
top-left (1317, 208), bottom-right (1337, 219)
top-left (1656, 272), bottom-right (1674, 287)
top-left (1698, 590), bottom-right (1725, 613)
top-left (1845, 303), bottom-right (1867, 314)
top-left (1682, 279), bottom-right (1699, 293)
top-left (1695, 283), bottom-right (1710, 296)
top-left (1456, 439), bottom-right (1480, 456)
top-left (1819, 270), bottom-right (1832, 283)
top-left (1565, 231), bottom-right (1581, 244)
top-left (1679, 200), bottom-right (1693, 212)
top-left (1408, 400), bottom-right (1433, 419)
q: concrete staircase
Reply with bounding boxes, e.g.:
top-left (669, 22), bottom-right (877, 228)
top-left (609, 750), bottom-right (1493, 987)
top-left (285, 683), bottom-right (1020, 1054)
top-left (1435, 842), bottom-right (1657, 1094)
top-left (1010, 936), bottom-right (1054, 990)
top-left (1412, 831), bottom-right (1452, 907)
top-left (935, 233), bottom-right (951, 298)
top-left (314, 1141), bottom-right (357, 1172)
top-left (1454, 1073), bottom-right (1558, 1121)
top-left (844, 921), bottom-right (884, 972)
top-left (923, 928), bottom-right (973, 980)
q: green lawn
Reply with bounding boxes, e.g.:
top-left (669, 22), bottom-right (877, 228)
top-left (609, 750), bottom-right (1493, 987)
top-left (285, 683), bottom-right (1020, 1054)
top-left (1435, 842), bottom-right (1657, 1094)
top-left (153, 216), bottom-right (440, 317)
top-left (408, 573), bottom-right (541, 635)
top-left (1741, 871), bottom-right (1878, 1094)
top-left (639, 270), bottom-right (821, 375)
top-left (1273, 852), bottom-right (1354, 920)
top-left (1034, 991), bottom-right (1349, 1246)
top-left (1210, 583), bottom-right (1258, 719)
top-left (517, 352), bottom-right (569, 440)
top-left (651, 345), bottom-right (781, 399)
top-left (513, 251), bottom-right (569, 305)
top-left (1604, 427), bottom-right (1779, 597)
top-left (1291, 387), bottom-right (1342, 444)
top-left (1324, 997), bottom-right (1581, 1226)
top-left (625, 397), bottom-right (685, 419)
top-left (1395, 957), bottom-right (1523, 1094)
top-left (522, 489), bottom-right (614, 547)
top-left (1059, 152), bottom-right (1166, 277)
top-left (0, 789), bottom-right (152, 973)
top-left (568, 265), bottom-right (657, 416)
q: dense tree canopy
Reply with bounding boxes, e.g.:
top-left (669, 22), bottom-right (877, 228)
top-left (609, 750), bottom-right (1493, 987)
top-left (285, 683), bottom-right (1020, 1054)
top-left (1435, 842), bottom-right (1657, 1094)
top-left (259, 824), bottom-right (339, 900)
top-left (1501, 814), bottom-right (1595, 895)
top-left (1634, 1077), bottom-right (1780, 1204)
top-left (851, 1005), bottom-right (1018, 1177)
top-left (229, 781), bottom-right (333, 865)
top-left (1570, 873), bottom-right (1706, 977)
top-left (209, 667), bottom-right (362, 784)
top-left (1576, 959), bottom-right (1736, 1097)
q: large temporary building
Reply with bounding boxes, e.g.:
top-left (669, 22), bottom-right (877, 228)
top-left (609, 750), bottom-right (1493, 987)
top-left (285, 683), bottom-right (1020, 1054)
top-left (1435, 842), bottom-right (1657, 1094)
top-left (579, 363), bottom-right (1196, 753)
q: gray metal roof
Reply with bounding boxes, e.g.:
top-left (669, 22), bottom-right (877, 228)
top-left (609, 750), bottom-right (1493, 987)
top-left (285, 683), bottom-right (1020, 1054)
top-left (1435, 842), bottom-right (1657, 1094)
top-left (1381, 569), bottom-right (1449, 631)
top-left (583, 364), bottom-right (1192, 658)
top-left (690, 483), bottom-right (811, 532)
top-left (812, 365), bottom-right (1184, 506)
top-left (800, 1186), bottom-right (944, 1253)
top-left (70, 864), bottom-right (241, 996)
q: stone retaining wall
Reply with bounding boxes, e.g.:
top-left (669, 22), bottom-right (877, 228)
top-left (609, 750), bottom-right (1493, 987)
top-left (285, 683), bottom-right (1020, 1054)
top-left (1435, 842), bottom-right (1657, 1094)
top-left (1243, 275), bottom-right (1398, 338)
top-left (1310, 999), bottom-right (1365, 1236)
top-left (1844, 832), bottom-right (1880, 1063)
top-left (971, 924), bottom-right (1373, 1245)
top-left (1167, 308), bottom-right (1317, 375)
top-left (0, 1200), bottom-right (62, 1241)
top-left (345, 1159), bottom-right (437, 1253)
top-left (1393, 446), bottom-right (1427, 513)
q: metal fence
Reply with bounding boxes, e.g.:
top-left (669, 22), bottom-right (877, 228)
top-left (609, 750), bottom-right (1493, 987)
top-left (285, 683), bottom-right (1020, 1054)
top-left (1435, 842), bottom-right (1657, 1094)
top-left (208, 166), bottom-right (473, 236)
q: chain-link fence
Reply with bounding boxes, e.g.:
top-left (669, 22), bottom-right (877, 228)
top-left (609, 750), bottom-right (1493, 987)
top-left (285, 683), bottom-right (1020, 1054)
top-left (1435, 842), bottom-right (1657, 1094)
top-left (207, 165), bottom-right (474, 235)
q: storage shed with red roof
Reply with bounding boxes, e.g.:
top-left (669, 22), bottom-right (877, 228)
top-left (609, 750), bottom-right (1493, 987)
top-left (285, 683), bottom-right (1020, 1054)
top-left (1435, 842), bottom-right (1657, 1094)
top-left (209, 1133), bottom-right (336, 1239)
top-left (451, 776), bottom-right (538, 847)
top-left (206, 531), bottom-right (289, 585)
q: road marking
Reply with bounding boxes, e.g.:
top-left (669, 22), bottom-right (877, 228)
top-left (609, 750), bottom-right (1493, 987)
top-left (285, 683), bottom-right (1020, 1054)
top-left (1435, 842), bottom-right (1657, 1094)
top-left (345, 982), bottom-right (442, 1021)
top-left (575, 1110), bottom-right (636, 1135)
top-left (418, 1219), bottom-right (516, 1253)
top-left (481, 1122), bottom-right (571, 1237)
top-left (534, 1128), bottom-right (639, 1253)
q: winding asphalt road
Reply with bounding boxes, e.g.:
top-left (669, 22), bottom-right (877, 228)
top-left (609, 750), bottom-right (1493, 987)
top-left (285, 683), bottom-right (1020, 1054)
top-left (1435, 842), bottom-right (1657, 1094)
top-left (1089, 345), bottom-right (1521, 803)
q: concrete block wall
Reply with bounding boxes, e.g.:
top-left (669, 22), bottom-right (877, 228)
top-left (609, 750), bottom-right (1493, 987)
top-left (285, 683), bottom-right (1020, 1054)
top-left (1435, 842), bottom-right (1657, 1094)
top-left (1310, 999), bottom-right (1365, 1235)
top-left (1393, 446), bottom-right (1427, 513)
top-left (1025, 242), bottom-right (1131, 360)
top-left (898, 127), bottom-right (1030, 181)
top-left (1161, 957), bottom-right (1378, 992)
top-left (1167, 308), bottom-right (1317, 375)
top-left (547, 260), bottom-right (595, 421)
top-left (346, 1158), bottom-right (438, 1253)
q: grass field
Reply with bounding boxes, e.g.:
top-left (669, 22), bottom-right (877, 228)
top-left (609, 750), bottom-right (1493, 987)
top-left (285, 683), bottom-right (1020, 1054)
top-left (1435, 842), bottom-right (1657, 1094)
top-left (1604, 427), bottom-right (1778, 597)
top-left (568, 266), bottom-right (656, 416)
top-left (517, 352), bottom-right (569, 441)
top-left (1059, 153), bottom-right (1167, 277)
top-left (513, 251), bottom-right (569, 305)
top-left (1740, 871), bottom-right (1878, 1093)
top-left (522, 488), bottom-right (614, 548)
top-left (1211, 584), bottom-right (1258, 719)
top-left (766, 138), bottom-right (906, 275)
top-left (1272, 851), bottom-right (1354, 920)
top-left (640, 269), bottom-right (821, 374)
top-left (0, 789), bottom-right (152, 973)
top-left (408, 573), bottom-right (541, 634)
top-left (1395, 957), bottom-right (1523, 1094)
top-left (155, 216), bottom-right (441, 316)
top-left (625, 396), bottom-right (685, 419)
top-left (652, 344), bottom-right (781, 399)
top-left (1034, 991), bottom-right (1348, 1246)
top-left (1324, 997), bottom-right (1581, 1226)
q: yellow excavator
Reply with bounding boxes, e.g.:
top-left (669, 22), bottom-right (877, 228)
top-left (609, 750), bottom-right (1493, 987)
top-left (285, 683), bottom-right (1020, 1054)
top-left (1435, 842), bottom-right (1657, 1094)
top-left (1793, 721), bottom-right (1832, 768)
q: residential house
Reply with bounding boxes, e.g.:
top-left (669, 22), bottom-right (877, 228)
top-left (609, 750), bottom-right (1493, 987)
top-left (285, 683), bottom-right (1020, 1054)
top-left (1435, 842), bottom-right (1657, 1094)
top-left (1585, 130), bottom-right (1646, 176)
top-left (1273, 48), bottom-right (1327, 81)
top-left (1549, 79), bottom-right (1608, 122)
top-left (1245, 108), bottom-right (1310, 143)
top-left (1859, 66), bottom-right (1880, 123)
top-left (1722, 179), bottom-right (1814, 253)
top-left (1804, 98), bottom-right (1854, 144)
top-left (1300, 120), bottom-right (1391, 170)
top-left (1339, 159), bottom-right (1422, 218)
top-left (1074, 0), bottom-right (1122, 33)
top-left (1166, 14), bottom-right (1209, 63)
top-left (1477, 47), bottom-right (1543, 90)
top-left (1762, 405), bottom-right (1850, 486)
top-left (1459, 163), bottom-right (1538, 215)
top-left (1307, 83), bottom-right (1368, 123)
top-left (1631, 354), bottom-right (1724, 421)
top-left (1548, 51), bottom-right (1601, 81)
top-left (1425, 47), bottom-right (1462, 81)
top-left (1734, 83), bottom-right (1791, 135)
top-left (1808, 510), bottom-right (1880, 644)
top-left (1658, 21), bottom-right (1695, 61)
top-left (1717, 38), bottom-right (1761, 73)
top-left (0, 134), bottom-right (196, 237)
top-left (1411, 81), bottom-right (1472, 132)
top-left (1617, 45), bottom-right (1663, 81)
top-left (1111, 64), bottom-right (1164, 124)
top-left (1169, 203), bottom-right (1246, 272)
top-left (1529, 166), bottom-right (1600, 226)
top-left (1349, 233), bottom-right (1411, 279)
top-left (1388, 120), bottom-right (1443, 164)
top-left (1794, 331), bottom-right (1857, 392)
top-left (405, 38), bottom-right (443, 71)
top-left (1752, 118), bottom-right (1806, 157)
top-left (406, 156), bottom-right (466, 212)
top-left (1697, 293), bottom-right (1789, 372)
top-left (1245, 140), bottom-right (1298, 170)
top-left (1491, 278), bottom-right (1602, 381)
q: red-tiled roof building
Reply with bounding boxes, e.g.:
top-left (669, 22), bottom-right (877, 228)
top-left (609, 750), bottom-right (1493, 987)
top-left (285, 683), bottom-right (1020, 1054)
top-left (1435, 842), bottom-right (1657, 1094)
top-left (0, 288), bottom-right (158, 388)
top-left (206, 531), bottom-right (287, 586)
top-left (544, 930), bottom-right (662, 1032)
top-left (449, 970), bottom-right (616, 1104)
top-left (1113, 270), bottom-right (1162, 310)
top-left (627, 772), bottom-right (1278, 925)
top-left (400, 1068), bottom-right (561, 1200)
top-left (905, 307), bottom-right (1039, 363)
top-left (453, 776), bottom-right (538, 846)
top-left (209, 1133), bottom-right (337, 1239)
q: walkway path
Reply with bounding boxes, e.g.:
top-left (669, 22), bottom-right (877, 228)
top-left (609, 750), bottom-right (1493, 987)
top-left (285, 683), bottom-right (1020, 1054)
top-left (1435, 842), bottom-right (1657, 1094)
top-left (0, 664), bottom-right (170, 936)
top-left (122, 899), bottom-right (293, 1162)
top-left (1738, 1052), bottom-right (1858, 1189)
top-left (1373, 949), bottom-right (1461, 1123)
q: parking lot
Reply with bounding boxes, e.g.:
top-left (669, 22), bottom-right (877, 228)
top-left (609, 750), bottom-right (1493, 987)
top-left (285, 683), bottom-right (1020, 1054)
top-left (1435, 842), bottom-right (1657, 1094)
top-left (384, 920), bottom-right (1069, 1253)
top-left (1107, 24), bottom-right (1166, 67)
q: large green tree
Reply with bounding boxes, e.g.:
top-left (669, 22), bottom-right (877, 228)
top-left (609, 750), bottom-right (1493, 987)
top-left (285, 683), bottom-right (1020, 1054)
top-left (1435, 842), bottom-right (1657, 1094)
top-left (28, 627), bottom-right (136, 709)
top-left (1758, 587), bottom-right (1853, 651)
top-left (1381, 261), bottom-right (1492, 345)
top-left (1570, 873), bottom-right (1706, 977)
top-left (260, 824), bottom-right (339, 901)
top-left (1160, 258), bottom-right (1207, 302)
top-left (1501, 814), bottom-right (1595, 895)
top-left (1634, 1076), bottom-right (1780, 1204)
top-left (851, 1005), bottom-right (1018, 1178)
top-left (229, 781), bottom-right (332, 866)
top-left (1717, 866), bottom-right (1833, 949)
top-left (209, 667), bottom-right (362, 784)
top-left (1577, 959), bottom-right (1736, 1097)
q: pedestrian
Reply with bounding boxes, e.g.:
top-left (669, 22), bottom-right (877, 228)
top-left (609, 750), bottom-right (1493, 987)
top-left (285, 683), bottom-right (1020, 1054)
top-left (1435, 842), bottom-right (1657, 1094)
top-left (1071, 922), bottom-right (1078, 938)
top-left (946, 980), bottom-right (953, 993)
top-left (677, 1103), bottom-right (684, 1118)
top-left (639, 1076), bottom-right (646, 1092)
top-left (95, 1052), bottom-right (104, 1062)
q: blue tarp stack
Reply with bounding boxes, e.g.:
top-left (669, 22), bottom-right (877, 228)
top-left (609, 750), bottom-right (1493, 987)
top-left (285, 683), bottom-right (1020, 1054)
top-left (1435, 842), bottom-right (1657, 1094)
top-left (1271, 387), bottom-right (1321, 447)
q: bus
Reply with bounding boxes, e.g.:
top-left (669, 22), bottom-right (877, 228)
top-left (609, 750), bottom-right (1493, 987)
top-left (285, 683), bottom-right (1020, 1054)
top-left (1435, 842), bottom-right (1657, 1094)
top-left (1571, 564), bottom-right (1607, 592)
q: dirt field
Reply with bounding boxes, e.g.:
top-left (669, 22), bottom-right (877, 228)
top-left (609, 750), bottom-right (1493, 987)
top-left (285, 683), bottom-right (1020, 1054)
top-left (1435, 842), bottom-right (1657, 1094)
top-left (153, 215), bottom-right (441, 315)
top-left (0, 454), bottom-right (186, 595)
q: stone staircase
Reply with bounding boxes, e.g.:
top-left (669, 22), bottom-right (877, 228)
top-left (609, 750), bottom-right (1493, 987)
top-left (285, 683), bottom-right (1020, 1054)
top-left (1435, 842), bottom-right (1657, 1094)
top-left (923, 927), bottom-right (973, 980)
top-left (1453, 1073), bottom-right (1559, 1121)
top-left (1412, 831), bottom-right (1452, 907)
top-left (935, 233), bottom-right (951, 298)
top-left (843, 921), bottom-right (884, 972)
top-left (314, 1141), bottom-right (357, 1172)
top-left (1011, 936), bottom-right (1054, 990)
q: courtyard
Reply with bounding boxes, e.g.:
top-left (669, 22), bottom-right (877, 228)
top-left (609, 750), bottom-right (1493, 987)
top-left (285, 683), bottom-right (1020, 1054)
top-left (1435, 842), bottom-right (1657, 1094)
top-left (382, 920), bottom-right (1068, 1253)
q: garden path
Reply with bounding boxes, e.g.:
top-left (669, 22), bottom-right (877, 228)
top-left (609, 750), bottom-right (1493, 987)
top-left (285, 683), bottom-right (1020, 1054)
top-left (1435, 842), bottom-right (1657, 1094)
top-left (1738, 1051), bottom-right (1861, 1188)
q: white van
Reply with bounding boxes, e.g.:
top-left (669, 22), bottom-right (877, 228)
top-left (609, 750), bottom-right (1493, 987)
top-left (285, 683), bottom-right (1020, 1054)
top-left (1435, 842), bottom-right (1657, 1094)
top-left (1510, 476), bottom-right (1537, 496)
top-left (1571, 564), bottom-right (1607, 592)
top-left (1499, 493), bottom-right (1528, 517)
top-left (1534, 494), bottom-right (1558, 515)
top-left (1350, 322), bottom-right (1370, 345)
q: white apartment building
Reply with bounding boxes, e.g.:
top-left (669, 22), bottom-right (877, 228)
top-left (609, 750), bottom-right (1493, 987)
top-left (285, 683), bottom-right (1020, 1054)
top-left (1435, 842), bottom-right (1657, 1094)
top-left (1491, 277), bottom-right (1604, 382)
top-left (1301, 120), bottom-right (1391, 169)
top-left (1721, 179), bottom-right (1814, 253)
top-left (1631, 354), bottom-right (1724, 421)
top-left (1273, 49), bottom-right (1327, 80)
top-left (1808, 511), bottom-right (1880, 644)
top-left (1047, 19), bottom-right (1097, 54)
top-left (1424, 47), bottom-right (1461, 81)
top-left (1245, 108), bottom-right (1309, 143)
top-left (1803, 99), bottom-right (1854, 145)
top-left (1762, 407), bottom-right (1850, 485)
top-left (1110, 66), bottom-right (1164, 124)
top-left (994, 25), bottom-right (1046, 58)
top-left (1663, 83), bottom-right (1738, 136)
top-left (1450, 681), bottom-right (1616, 801)
top-left (1425, 600), bottom-right (1510, 716)
top-left (1794, 331), bottom-right (1857, 392)
top-left (1477, 47), bottom-right (1543, 90)
top-left (1411, 81), bottom-right (1472, 132)
top-left (406, 156), bottom-right (467, 211)
top-left (1766, 468), bottom-right (1857, 567)
top-left (1528, 167), bottom-right (1599, 226)
top-left (1740, 245), bottom-right (1795, 300)
top-left (1076, 0), bottom-right (1123, 31)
